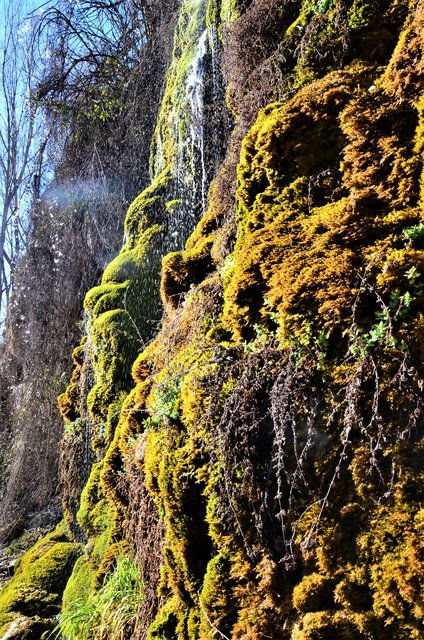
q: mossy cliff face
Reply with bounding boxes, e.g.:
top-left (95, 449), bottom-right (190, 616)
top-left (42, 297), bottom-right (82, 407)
top-left (122, 1), bottom-right (423, 638)
top-left (1, 1), bottom-right (423, 639)
top-left (54, 0), bottom-right (230, 638)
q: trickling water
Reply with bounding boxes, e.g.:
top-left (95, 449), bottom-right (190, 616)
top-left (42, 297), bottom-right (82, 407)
top-left (131, 0), bottom-right (232, 301)
top-left (208, 23), bottom-right (221, 104)
top-left (154, 131), bottom-right (164, 175)
top-left (186, 28), bottom-right (208, 216)
top-left (147, 0), bottom-right (211, 258)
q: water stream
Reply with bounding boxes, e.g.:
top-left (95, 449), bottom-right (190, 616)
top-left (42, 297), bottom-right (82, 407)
top-left (186, 28), bottom-right (208, 217)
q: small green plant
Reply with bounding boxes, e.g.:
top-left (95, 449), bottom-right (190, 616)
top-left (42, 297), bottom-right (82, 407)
top-left (317, 0), bottom-right (330, 13)
top-left (402, 222), bottom-right (424, 242)
top-left (366, 320), bottom-right (393, 347)
top-left (243, 322), bottom-right (274, 353)
top-left (350, 312), bottom-right (397, 357)
top-left (54, 554), bottom-right (144, 640)
top-left (349, 284), bottom-right (417, 357)
top-left (405, 266), bottom-right (421, 285)
top-left (149, 377), bottom-right (183, 428)
top-left (126, 435), bottom-right (138, 448)
top-left (63, 418), bottom-right (85, 438)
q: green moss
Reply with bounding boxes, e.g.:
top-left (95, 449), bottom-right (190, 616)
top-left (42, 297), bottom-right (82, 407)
top-left (198, 553), bottom-right (235, 638)
top-left (348, 0), bottom-right (381, 31)
top-left (57, 338), bottom-right (89, 425)
top-left (97, 261), bottom-right (131, 291)
top-left (87, 383), bottom-right (113, 430)
top-left (206, 0), bottom-right (240, 30)
top-left (15, 522), bottom-right (71, 573)
top-left (90, 310), bottom-right (141, 399)
top-left (149, 0), bottom-right (208, 181)
top-left (283, 4), bottom-right (315, 41)
top-left (124, 168), bottom-right (171, 245)
top-left (0, 528), bottom-right (81, 636)
top-left (219, 0), bottom-right (240, 23)
top-left (146, 596), bottom-right (179, 640)
top-left (103, 230), bottom-right (160, 284)
top-left (67, 462), bottom-right (116, 608)
top-left (16, 544), bottom-right (79, 595)
top-left (161, 238), bottom-right (214, 310)
top-left (77, 461), bottom-right (112, 537)
top-left (61, 555), bottom-right (94, 614)
top-left (84, 281), bottom-right (130, 316)
top-left (206, 0), bottom-right (219, 28)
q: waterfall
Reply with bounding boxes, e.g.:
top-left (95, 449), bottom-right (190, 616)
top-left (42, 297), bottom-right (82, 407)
top-left (186, 28), bottom-right (208, 217)
top-left (149, 0), bottom-right (210, 255)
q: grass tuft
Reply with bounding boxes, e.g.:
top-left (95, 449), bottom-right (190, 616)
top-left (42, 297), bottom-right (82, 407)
top-left (53, 554), bottom-right (143, 640)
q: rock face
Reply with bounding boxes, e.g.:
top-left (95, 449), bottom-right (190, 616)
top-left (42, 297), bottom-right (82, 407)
top-left (0, 0), bottom-right (423, 639)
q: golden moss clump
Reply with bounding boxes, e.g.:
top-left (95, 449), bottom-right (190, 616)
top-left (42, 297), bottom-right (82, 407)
top-left (383, 0), bottom-right (424, 101)
top-left (222, 59), bottom-right (424, 354)
top-left (293, 573), bottom-right (336, 613)
top-left (362, 500), bottom-right (424, 637)
top-left (161, 239), bottom-right (214, 311)
top-left (222, 69), bottom-right (365, 341)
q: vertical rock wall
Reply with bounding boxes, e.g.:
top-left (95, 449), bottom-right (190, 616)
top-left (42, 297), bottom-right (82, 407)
top-left (0, 1), bottom-right (423, 639)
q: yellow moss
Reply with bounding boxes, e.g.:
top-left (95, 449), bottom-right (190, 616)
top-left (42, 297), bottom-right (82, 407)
top-left (334, 565), bottom-right (372, 611)
top-left (84, 281), bottom-right (130, 316)
top-left (225, 553), bottom-right (290, 639)
top-left (222, 59), bottom-right (424, 356)
top-left (124, 168), bottom-right (171, 247)
top-left (147, 596), bottom-right (179, 640)
top-left (291, 609), bottom-right (379, 639)
top-left (77, 461), bottom-right (112, 536)
top-left (58, 382), bottom-right (80, 423)
top-left (161, 238), bottom-right (214, 311)
top-left (57, 339), bottom-right (89, 423)
top-left (364, 505), bottom-right (424, 629)
top-left (223, 69), bottom-right (372, 341)
top-left (340, 90), bottom-right (420, 207)
top-left (101, 382), bottom-right (151, 505)
top-left (198, 553), bottom-right (234, 638)
top-left (292, 573), bottom-right (335, 613)
top-left (383, 0), bottom-right (424, 100)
